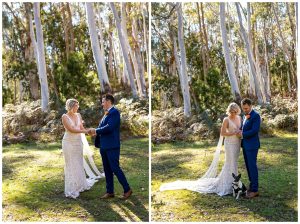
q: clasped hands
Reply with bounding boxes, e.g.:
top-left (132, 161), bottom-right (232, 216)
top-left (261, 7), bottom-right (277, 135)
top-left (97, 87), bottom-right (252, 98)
top-left (84, 128), bottom-right (96, 136)
top-left (234, 130), bottom-right (243, 137)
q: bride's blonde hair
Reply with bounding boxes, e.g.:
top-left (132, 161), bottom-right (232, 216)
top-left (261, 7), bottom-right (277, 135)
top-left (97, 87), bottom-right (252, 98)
top-left (226, 102), bottom-right (241, 115)
top-left (65, 99), bottom-right (79, 111)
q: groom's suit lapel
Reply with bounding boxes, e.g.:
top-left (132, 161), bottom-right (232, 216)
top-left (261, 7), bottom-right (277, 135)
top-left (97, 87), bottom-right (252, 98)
top-left (100, 107), bottom-right (115, 126)
top-left (243, 110), bottom-right (255, 128)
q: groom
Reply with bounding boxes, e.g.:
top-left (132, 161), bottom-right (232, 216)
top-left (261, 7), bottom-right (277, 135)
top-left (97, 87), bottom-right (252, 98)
top-left (238, 98), bottom-right (261, 199)
top-left (89, 94), bottom-right (132, 199)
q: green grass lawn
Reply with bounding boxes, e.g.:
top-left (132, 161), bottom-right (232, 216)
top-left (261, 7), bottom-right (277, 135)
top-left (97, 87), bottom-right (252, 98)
top-left (151, 132), bottom-right (297, 222)
top-left (2, 138), bottom-right (149, 222)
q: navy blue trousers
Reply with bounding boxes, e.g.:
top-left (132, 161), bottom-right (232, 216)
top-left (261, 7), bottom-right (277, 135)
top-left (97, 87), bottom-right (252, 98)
top-left (243, 147), bottom-right (259, 192)
top-left (100, 148), bottom-right (130, 194)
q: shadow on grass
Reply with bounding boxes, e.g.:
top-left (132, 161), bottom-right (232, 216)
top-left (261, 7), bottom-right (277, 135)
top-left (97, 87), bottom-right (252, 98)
top-left (2, 154), bottom-right (36, 179)
top-left (2, 142), bottom-right (62, 153)
top-left (2, 138), bottom-right (149, 222)
top-left (152, 134), bottom-right (297, 222)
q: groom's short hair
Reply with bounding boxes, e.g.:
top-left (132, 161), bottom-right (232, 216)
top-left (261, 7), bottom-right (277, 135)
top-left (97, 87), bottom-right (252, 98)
top-left (103, 93), bottom-right (115, 104)
top-left (241, 98), bottom-right (252, 106)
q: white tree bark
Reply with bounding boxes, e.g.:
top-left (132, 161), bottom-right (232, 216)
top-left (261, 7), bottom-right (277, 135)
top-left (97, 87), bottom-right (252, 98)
top-left (263, 21), bottom-right (271, 102)
top-left (236, 3), bottom-right (264, 104)
top-left (220, 3), bottom-right (241, 101)
top-left (287, 71), bottom-right (291, 92)
top-left (33, 3), bottom-right (49, 111)
top-left (247, 3), bottom-right (255, 96)
top-left (121, 3), bottom-right (145, 97)
top-left (112, 38), bottom-right (122, 84)
top-left (272, 3), bottom-right (296, 87)
top-left (85, 2), bottom-right (110, 92)
top-left (176, 3), bottom-right (191, 117)
top-left (286, 3), bottom-right (296, 50)
top-left (141, 3), bottom-right (148, 73)
top-left (132, 17), bottom-right (147, 97)
top-left (95, 6), bottom-right (105, 57)
top-left (25, 2), bottom-right (39, 100)
top-left (110, 2), bottom-right (138, 97)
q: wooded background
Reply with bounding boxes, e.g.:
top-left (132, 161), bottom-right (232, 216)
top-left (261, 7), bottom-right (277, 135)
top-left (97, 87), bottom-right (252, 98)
top-left (2, 2), bottom-right (149, 111)
top-left (152, 2), bottom-right (297, 118)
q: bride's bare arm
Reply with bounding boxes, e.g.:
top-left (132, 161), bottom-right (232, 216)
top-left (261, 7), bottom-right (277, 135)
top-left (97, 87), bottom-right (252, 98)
top-left (62, 115), bottom-right (88, 134)
top-left (77, 113), bottom-right (95, 135)
top-left (77, 113), bottom-right (85, 130)
top-left (220, 118), bottom-right (237, 136)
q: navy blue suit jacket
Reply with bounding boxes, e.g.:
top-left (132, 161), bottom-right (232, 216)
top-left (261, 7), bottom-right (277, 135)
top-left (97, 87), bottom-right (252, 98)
top-left (94, 107), bottom-right (120, 150)
top-left (241, 109), bottom-right (261, 151)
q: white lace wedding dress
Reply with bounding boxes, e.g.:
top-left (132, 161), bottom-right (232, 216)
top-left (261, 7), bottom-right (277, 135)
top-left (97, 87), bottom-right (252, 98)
top-left (62, 114), bottom-right (104, 199)
top-left (160, 118), bottom-right (241, 196)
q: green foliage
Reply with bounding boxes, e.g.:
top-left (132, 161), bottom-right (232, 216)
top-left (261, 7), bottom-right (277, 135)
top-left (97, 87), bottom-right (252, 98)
top-left (53, 52), bottom-right (100, 106)
top-left (269, 52), bottom-right (291, 95)
top-left (191, 68), bottom-right (232, 118)
top-left (2, 84), bottom-right (14, 105)
top-left (152, 66), bottom-right (180, 110)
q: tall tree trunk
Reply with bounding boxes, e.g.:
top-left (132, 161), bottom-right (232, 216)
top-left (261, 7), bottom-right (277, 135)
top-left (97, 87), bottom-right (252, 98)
top-left (227, 4), bottom-right (240, 84)
top-left (110, 2), bottom-right (138, 97)
top-left (196, 2), bottom-right (207, 82)
top-left (172, 34), bottom-right (183, 106)
top-left (253, 17), bottom-right (267, 103)
top-left (33, 2), bottom-right (50, 111)
top-left (108, 16), bottom-right (114, 79)
top-left (200, 3), bottom-right (209, 68)
top-left (286, 3), bottom-right (296, 51)
top-left (132, 17), bottom-right (147, 97)
top-left (95, 11), bottom-right (110, 86)
top-left (236, 3), bottom-right (264, 104)
top-left (66, 3), bottom-right (75, 52)
top-left (287, 71), bottom-right (291, 93)
top-left (112, 37), bottom-right (122, 85)
top-left (286, 3), bottom-right (296, 73)
top-left (141, 3), bottom-right (148, 74)
top-left (176, 3), bottom-right (191, 117)
top-left (85, 2), bottom-right (111, 93)
top-left (247, 3), bottom-right (255, 96)
top-left (24, 2), bottom-right (39, 100)
top-left (272, 3), bottom-right (296, 88)
top-left (220, 3), bottom-right (241, 102)
top-left (49, 45), bottom-right (60, 107)
top-left (96, 12), bottom-right (105, 58)
top-left (61, 3), bottom-right (70, 59)
top-left (121, 3), bottom-right (145, 97)
top-left (263, 20), bottom-right (271, 103)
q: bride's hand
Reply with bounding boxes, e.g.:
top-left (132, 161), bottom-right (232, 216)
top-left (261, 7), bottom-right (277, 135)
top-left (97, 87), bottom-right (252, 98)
top-left (232, 130), bottom-right (240, 136)
top-left (236, 130), bottom-right (242, 137)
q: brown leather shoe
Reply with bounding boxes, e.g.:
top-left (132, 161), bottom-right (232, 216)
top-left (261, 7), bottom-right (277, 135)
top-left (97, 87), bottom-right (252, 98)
top-left (246, 191), bottom-right (259, 199)
top-left (120, 189), bottom-right (132, 200)
top-left (100, 193), bottom-right (115, 199)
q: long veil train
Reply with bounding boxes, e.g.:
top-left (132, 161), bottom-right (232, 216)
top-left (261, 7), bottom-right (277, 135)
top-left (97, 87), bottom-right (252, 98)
top-left (159, 136), bottom-right (224, 192)
top-left (81, 134), bottom-right (105, 180)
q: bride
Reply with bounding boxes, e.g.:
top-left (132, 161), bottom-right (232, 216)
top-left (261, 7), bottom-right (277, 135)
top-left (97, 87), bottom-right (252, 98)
top-left (160, 102), bottom-right (242, 196)
top-left (62, 99), bottom-right (104, 199)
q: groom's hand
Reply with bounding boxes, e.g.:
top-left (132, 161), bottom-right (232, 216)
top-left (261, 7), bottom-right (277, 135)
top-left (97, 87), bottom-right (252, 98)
top-left (236, 130), bottom-right (242, 137)
top-left (87, 128), bottom-right (96, 136)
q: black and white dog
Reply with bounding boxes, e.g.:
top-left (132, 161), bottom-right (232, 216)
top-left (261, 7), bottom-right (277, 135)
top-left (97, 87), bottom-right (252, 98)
top-left (232, 173), bottom-right (247, 200)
